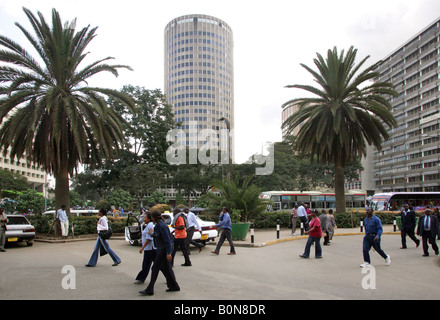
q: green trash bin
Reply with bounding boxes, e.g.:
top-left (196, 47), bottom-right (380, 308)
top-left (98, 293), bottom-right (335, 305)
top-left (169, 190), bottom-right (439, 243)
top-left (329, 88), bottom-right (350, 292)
top-left (231, 222), bottom-right (251, 240)
top-left (395, 216), bottom-right (402, 230)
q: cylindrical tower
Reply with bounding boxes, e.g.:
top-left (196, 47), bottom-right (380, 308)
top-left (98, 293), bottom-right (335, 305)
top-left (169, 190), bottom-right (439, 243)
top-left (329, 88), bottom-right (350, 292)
top-left (164, 14), bottom-right (234, 161)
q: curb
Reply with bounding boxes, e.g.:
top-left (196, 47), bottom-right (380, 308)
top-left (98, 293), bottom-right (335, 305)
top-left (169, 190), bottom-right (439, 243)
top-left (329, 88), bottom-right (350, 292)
top-left (236, 231), bottom-right (401, 248)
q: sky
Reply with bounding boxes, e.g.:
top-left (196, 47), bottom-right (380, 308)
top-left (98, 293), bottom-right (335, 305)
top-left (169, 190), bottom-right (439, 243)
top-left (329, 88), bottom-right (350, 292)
top-left (1, 0), bottom-right (440, 164)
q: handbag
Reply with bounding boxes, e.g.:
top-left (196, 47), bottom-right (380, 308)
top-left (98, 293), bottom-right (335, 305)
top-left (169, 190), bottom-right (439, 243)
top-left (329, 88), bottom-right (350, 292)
top-left (99, 226), bottom-right (113, 240)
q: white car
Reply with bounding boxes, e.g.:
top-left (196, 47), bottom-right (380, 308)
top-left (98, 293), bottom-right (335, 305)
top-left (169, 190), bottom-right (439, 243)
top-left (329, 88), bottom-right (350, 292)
top-left (5, 215), bottom-right (36, 247)
top-left (125, 212), bottom-right (218, 246)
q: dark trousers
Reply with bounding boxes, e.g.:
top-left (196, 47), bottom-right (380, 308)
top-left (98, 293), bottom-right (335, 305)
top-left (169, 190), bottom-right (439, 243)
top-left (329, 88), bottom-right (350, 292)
top-left (185, 226), bottom-right (203, 251)
top-left (172, 237), bottom-right (191, 266)
top-left (421, 230), bottom-right (439, 255)
top-left (363, 235), bottom-right (388, 264)
top-left (299, 216), bottom-right (309, 231)
top-left (135, 249), bottom-right (156, 282)
top-left (323, 231), bottom-right (330, 245)
top-left (215, 228), bottom-right (235, 253)
top-left (145, 248), bottom-right (180, 294)
top-left (401, 228), bottom-right (419, 248)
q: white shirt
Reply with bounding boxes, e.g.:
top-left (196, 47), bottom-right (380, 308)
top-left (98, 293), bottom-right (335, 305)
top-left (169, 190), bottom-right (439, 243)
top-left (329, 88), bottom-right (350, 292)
top-left (97, 216), bottom-right (109, 231)
top-left (186, 211), bottom-right (201, 231)
top-left (142, 222), bottom-right (156, 251)
top-left (56, 209), bottom-right (68, 222)
top-left (297, 205), bottom-right (307, 218)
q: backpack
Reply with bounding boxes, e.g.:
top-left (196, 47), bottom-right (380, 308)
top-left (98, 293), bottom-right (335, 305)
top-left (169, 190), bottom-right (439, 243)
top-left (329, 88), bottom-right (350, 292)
top-left (172, 212), bottom-right (188, 229)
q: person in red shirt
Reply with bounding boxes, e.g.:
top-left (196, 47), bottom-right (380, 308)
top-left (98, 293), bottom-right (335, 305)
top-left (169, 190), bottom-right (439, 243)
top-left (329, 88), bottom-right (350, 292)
top-left (299, 209), bottom-right (323, 259)
top-left (171, 209), bottom-right (192, 267)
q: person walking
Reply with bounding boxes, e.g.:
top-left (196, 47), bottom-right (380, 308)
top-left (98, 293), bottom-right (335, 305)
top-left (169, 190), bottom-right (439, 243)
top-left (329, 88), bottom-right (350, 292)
top-left (360, 208), bottom-right (391, 267)
top-left (416, 208), bottom-right (440, 257)
top-left (134, 212), bottom-right (156, 284)
top-left (319, 210), bottom-right (329, 245)
top-left (211, 207), bottom-right (236, 255)
top-left (139, 211), bottom-right (180, 296)
top-left (326, 209), bottom-right (337, 244)
top-left (171, 208), bottom-right (191, 267)
top-left (56, 205), bottom-right (69, 238)
top-left (0, 208), bottom-right (8, 252)
top-left (291, 205), bottom-right (298, 236)
top-left (297, 202), bottom-right (309, 231)
top-left (299, 209), bottom-right (323, 259)
top-left (85, 208), bottom-right (121, 267)
top-left (184, 207), bottom-right (204, 253)
top-left (400, 204), bottom-right (420, 249)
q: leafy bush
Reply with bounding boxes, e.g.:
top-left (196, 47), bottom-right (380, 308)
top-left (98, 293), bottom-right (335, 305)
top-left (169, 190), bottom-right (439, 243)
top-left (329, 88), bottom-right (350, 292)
top-left (28, 214), bottom-right (53, 234)
top-left (30, 215), bottom-right (127, 236)
top-left (251, 210), bottom-right (403, 229)
top-left (150, 204), bottom-right (172, 213)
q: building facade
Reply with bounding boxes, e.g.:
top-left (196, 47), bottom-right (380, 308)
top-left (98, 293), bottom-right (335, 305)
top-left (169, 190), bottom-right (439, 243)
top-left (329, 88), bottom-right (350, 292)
top-left (164, 14), bottom-right (234, 161)
top-left (370, 18), bottom-right (440, 192)
top-left (0, 152), bottom-right (46, 193)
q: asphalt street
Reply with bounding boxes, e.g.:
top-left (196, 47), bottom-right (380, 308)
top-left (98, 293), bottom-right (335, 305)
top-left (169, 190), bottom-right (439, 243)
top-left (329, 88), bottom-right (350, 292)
top-left (1, 233), bottom-right (439, 301)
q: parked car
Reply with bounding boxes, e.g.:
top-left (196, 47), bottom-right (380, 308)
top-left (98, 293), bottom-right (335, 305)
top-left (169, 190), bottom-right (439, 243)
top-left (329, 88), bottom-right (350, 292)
top-left (5, 214), bottom-right (36, 246)
top-left (125, 212), bottom-right (218, 246)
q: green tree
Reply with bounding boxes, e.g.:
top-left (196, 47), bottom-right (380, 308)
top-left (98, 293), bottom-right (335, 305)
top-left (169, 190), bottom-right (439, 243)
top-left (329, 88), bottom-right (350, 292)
top-left (0, 8), bottom-right (135, 213)
top-left (16, 189), bottom-right (45, 214)
top-left (109, 86), bottom-right (175, 165)
top-left (107, 188), bottom-right (132, 210)
top-left (282, 46), bottom-right (397, 213)
top-left (147, 191), bottom-right (168, 207)
top-left (0, 169), bottom-right (29, 197)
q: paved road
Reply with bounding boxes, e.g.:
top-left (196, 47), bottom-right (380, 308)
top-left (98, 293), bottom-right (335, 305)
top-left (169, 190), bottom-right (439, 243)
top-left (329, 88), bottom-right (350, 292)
top-left (1, 233), bottom-right (439, 301)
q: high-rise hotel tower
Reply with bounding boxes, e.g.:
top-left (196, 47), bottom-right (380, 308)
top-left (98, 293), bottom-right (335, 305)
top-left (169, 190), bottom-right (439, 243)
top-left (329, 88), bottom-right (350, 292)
top-left (369, 18), bottom-right (440, 192)
top-left (164, 14), bottom-right (234, 161)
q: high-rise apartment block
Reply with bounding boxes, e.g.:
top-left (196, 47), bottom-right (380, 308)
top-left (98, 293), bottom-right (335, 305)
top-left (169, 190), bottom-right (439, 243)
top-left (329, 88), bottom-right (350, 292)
top-left (164, 14), bottom-right (234, 160)
top-left (370, 18), bottom-right (440, 192)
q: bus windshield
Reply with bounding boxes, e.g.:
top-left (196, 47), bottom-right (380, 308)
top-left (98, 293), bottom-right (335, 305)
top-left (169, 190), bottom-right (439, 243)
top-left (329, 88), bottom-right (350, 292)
top-left (370, 200), bottom-right (387, 211)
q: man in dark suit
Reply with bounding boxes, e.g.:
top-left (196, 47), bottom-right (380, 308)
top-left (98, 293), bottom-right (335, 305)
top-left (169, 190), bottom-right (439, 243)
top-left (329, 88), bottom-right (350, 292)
top-left (400, 204), bottom-right (420, 249)
top-left (416, 208), bottom-right (440, 257)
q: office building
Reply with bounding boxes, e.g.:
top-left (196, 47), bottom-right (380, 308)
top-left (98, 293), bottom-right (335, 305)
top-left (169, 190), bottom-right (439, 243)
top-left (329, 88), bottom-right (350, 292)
top-left (370, 18), bottom-right (440, 192)
top-left (164, 14), bottom-right (234, 161)
top-left (0, 152), bottom-right (46, 192)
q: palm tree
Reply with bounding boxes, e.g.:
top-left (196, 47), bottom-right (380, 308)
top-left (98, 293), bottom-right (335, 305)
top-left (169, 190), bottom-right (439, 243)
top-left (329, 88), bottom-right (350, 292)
top-left (202, 176), bottom-right (269, 222)
top-left (282, 46), bottom-right (397, 213)
top-left (0, 8), bottom-right (135, 212)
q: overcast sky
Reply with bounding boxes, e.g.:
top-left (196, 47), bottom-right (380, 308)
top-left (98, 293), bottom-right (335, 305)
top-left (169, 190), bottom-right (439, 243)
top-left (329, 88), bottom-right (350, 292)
top-left (1, 0), bottom-right (440, 164)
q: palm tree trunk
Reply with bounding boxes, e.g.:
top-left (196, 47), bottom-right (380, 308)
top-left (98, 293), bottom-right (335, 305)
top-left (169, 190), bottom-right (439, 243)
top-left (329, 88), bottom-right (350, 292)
top-left (54, 169), bottom-right (70, 213)
top-left (334, 158), bottom-right (346, 214)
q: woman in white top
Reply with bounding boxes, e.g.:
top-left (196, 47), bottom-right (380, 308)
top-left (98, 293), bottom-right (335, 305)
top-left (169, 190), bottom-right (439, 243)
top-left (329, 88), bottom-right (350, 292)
top-left (134, 212), bottom-right (156, 284)
top-left (85, 208), bottom-right (121, 267)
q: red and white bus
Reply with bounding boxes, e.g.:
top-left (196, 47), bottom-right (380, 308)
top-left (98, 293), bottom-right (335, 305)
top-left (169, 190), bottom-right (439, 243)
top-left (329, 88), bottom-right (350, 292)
top-left (259, 190), bottom-right (367, 211)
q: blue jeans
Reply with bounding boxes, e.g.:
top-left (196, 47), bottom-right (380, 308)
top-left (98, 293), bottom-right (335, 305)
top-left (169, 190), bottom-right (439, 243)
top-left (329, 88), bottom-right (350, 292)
top-left (363, 235), bottom-right (387, 263)
top-left (87, 236), bottom-right (121, 266)
top-left (302, 236), bottom-right (322, 258)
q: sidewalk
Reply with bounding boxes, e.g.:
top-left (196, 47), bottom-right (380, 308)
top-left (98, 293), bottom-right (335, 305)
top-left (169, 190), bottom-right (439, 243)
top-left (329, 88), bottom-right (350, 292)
top-left (230, 224), bottom-right (400, 248)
